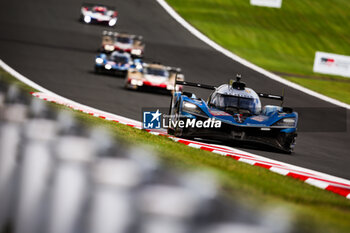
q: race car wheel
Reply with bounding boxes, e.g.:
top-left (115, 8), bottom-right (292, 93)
top-left (173, 113), bottom-right (187, 138)
top-left (279, 132), bottom-right (297, 154)
top-left (173, 116), bottom-right (183, 137)
top-left (95, 66), bottom-right (102, 74)
top-left (167, 127), bottom-right (175, 135)
top-left (167, 95), bottom-right (175, 135)
top-left (123, 71), bottom-right (128, 78)
top-left (124, 82), bottom-right (138, 90)
top-left (169, 98), bottom-right (183, 137)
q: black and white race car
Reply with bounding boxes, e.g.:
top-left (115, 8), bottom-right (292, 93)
top-left (80, 3), bottom-right (118, 27)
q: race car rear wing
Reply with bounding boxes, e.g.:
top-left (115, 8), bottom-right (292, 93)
top-left (257, 93), bottom-right (284, 101)
top-left (175, 80), bottom-right (216, 90)
top-left (102, 30), bottom-right (118, 37)
top-left (102, 30), bottom-right (143, 40)
top-left (175, 79), bottom-right (284, 102)
top-left (82, 3), bottom-right (116, 10)
top-left (167, 66), bottom-right (182, 73)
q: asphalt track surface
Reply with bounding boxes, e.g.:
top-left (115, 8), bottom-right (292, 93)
top-left (1, 0), bottom-right (349, 179)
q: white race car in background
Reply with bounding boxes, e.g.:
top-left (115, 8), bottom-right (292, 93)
top-left (100, 31), bottom-right (145, 58)
top-left (125, 61), bottom-right (184, 94)
top-left (80, 3), bottom-right (118, 27)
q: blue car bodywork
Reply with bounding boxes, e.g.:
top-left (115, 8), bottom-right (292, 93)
top-left (94, 52), bottom-right (131, 77)
top-left (168, 79), bottom-right (298, 153)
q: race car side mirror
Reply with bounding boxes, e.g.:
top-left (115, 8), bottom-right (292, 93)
top-left (282, 107), bottom-right (293, 113)
top-left (183, 92), bottom-right (194, 98)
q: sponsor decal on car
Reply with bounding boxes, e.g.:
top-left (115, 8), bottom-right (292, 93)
top-left (250, 115), bottom-right (268, 122)
top-left (209, 109), bottom-right (231, 116)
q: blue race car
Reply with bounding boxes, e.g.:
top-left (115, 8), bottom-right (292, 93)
top-left (94, 50), bottom-right (131, 77)
top-left (168, 75), bottom-right (298, 153)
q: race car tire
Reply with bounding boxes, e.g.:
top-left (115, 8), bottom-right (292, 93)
top-left (278, 132), bottom-right (297, 154)
top-left (167, 127), bottom-right (175, 135)
top-left (167, 95), bottom-right (175, 135)
top-left (122, 70), bottom-right (128, 78)
top-left (94, 66), bottom-right (102, 74)
top-left (124, 82), bottom-right (138, 90)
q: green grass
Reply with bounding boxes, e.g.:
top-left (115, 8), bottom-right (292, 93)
top-left (285, 76), bottom-right (350, 103)
top-left (75, 111), bottom-right (350, 233)
top-left (0, 69), bottom-right (36, 93)
top-left (2, 69), bottom-right (350, 231)
top-left (165, 0), bottom-right (350, 104)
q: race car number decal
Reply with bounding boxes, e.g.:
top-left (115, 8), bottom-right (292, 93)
top-left (209, 110), bottom-right (231, 116)
top-left (250, 115), bottom-right (268, 122)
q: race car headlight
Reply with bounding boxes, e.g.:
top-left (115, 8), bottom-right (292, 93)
top-left (108, 18), bottom-right (117, 26)
top-left (182, 101), bottom-right (206, 116)
top-left (131, 79), bottom-right (143, 86)
top-left (95, 57), bottom-right (104, 64)
top-left (274, 118), bottom-right (296, 127)
top-left (166, 84), bottom-right (174, 90)
top-left (183, 101), bottom-right (197, 110)
top-left (136, 63), bottom-right (143, 70)
top-left (84, 15), bottom-right (91, 23)
top-left (131, 49), bottom-right (142, 56)
top-left (105, 64), bottom-right (112, 70)
top-left (104, 44), bottom-right (115, 51)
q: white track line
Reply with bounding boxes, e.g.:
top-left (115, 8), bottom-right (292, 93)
top-left (155, 0), bottom-right (350, 110)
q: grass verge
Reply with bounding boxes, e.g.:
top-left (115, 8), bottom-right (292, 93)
top-left (76, 111), bottom-right (350, 233)
top-left (165, 0), bottom-right (350, 104)
top-left (1, 67), bottom-right (350, 232)
top-left (0, 68), bottom-right (36, 93)
top-left (285, 76), bottom-right (350, 104)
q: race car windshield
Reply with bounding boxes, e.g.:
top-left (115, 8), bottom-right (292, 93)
top-left (112, 55), bottom-right (128, 64)
top-left (210, 93), bottom-right (260, 114)
top-left (145, 68), bottom-right (169, 77)
top-left (116, 37), bottom-right (132, 44)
